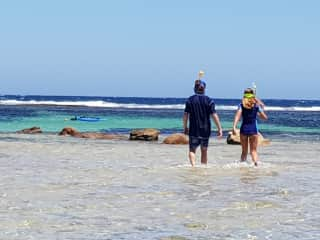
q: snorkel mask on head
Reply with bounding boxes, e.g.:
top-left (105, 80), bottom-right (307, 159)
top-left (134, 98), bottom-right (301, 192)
top-left (243, 93), bottom-right (255, 99)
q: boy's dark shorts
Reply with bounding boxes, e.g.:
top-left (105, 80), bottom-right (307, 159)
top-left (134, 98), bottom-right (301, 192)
top-left (189, 136), bottom-right (209, 150)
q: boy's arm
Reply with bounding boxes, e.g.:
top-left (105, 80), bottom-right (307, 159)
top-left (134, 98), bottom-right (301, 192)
top-left (183, 112), bottom-right (189, 135)
top-left (212, 113), bottom-right (223, 138)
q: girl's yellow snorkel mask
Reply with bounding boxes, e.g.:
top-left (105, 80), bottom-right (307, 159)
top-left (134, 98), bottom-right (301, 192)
top-left (242, 93), bottom-right (256, 109)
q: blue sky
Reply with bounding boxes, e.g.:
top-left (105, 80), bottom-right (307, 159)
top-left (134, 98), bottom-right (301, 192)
top-left (0, 0), bottom-right (319, 99)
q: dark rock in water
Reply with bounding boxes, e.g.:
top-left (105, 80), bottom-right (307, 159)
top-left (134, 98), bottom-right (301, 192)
top-left (163, 133), bottom-right (189, 144)
top-left (226, 129), bottom-right (270, 146)
top-left (226, 130), bottom-right (241, 145)
top-left (59, 127), bottom-right (82, 137)
top-left (59, 127), bottom-right (125, 140)
top-left (129, 128), bottom-right (160, 141)
top-left (17, 126), bottom-right (42, 134)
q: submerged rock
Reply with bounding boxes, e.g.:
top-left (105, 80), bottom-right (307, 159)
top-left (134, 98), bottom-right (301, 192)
top-left (58, 127), bottom-right (81, 137)
top-left (226, 130), bottom-right (241, 145)
top-left (226, 129), bottom-right (270, 146)
top-left (129, 128), bottom-right (160, 141)
top-left (16, 126), bottom-right (42, 134)
top-left (58, 127), bottom-right (125, 140)
top-left (163, 133), bottom-right (189, 144)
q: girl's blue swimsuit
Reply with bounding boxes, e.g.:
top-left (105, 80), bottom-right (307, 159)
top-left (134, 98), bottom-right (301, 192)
top-left (239, 103), bottom-right (263, 135)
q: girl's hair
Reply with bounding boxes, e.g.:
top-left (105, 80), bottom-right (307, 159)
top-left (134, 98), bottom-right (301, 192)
top-left (242, 88), bottom-right (256, 109)
top-left (244, 88), bottom-right (254, 94)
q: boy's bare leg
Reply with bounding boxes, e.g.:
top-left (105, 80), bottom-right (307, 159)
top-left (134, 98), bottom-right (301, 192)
top-left (189, 149), bottom-right (196, 167)
top-left (200, 147), bottom-right (208, 164)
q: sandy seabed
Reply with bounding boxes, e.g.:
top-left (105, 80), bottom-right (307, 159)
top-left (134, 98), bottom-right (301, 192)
top-left (0, 133), bottom-right (319, 240)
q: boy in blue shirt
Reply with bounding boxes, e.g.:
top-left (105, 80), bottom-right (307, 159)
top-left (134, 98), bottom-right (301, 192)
top-left (183, 80), bottom-right (223, 166)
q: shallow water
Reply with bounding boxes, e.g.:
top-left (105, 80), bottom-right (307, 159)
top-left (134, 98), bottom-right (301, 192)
top-left (0, 134), bottom-right (319, 239)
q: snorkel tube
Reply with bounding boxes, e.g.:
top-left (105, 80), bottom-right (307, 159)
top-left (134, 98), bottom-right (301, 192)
top-left (252, 82), bottom-right (257, 95)
top-left (198, 70), bottom-right (205, 80)
top-left (251, 82), bottom-right (265, 110)
top-left (194, 70), bottom-right (206, 94)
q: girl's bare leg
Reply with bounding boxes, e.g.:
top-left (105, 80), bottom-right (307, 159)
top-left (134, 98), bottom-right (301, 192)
top-left (249, 134), bottom-right (259, 166)
top-left (240, 134), bottom-right (249, 161)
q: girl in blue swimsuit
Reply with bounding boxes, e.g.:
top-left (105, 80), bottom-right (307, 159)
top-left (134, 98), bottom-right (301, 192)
top-left (232, 88), bottom-right (268, 166)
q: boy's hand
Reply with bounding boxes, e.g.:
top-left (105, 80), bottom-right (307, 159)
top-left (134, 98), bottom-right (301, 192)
top-left (217, 129), bottom-right (223, 139)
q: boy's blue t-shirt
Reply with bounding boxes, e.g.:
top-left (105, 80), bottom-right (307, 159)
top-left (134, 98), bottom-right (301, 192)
top-left (184, 94), bottom-right (216, 138)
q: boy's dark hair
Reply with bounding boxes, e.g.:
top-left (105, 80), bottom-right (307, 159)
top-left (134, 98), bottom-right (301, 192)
top-left (194, 80), bottom-right (206, 94)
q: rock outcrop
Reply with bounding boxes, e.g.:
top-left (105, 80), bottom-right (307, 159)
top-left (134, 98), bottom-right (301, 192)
top-left (129, 128), bottom-right (160, 141)
top-left (58, 127), bottom-right (82, 137)
top-left (59, 127), bottom-right (125, 140)
top-left (16, 126), bottom-right (42, 134)
top-left (163, 133), bottom-right (189, 144)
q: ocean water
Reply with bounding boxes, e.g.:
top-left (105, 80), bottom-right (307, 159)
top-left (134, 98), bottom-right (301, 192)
top-left (0, 95), bottom-right (319, 239)
top-left (0, 95), bottom-right (319, 140)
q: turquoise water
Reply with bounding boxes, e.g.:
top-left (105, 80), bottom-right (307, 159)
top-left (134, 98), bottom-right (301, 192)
top-left (0, 96), bottom-right (319, 140)
top-left (2, 111), bottom-right (319, 139)
top-left (1, 113), bottom-right (182, 133)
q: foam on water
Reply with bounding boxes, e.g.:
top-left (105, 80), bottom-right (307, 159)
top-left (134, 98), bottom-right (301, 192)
top-left (1, 99), bottom-right (320, 111)
top-left (221, 161), bottom-right (275, 169)
top-left (171, 161), bottom-right (273, 169)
